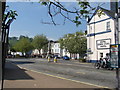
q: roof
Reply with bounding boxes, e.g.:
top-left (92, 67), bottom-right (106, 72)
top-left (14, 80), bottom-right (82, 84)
top-left (50, 40), bottom-right (59, 43)
top-left (87, 6), bottom-right (116, 23)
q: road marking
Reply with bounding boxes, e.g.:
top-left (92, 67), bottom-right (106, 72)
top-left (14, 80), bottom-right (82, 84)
top-left (51, 62), bottom-right (91, 68)
top-left (76, 72), bottom-right (86, 75)
top-left (74, 62), bottom-right (91, 64)
top-left (17, 65), bottom-right (109, 89)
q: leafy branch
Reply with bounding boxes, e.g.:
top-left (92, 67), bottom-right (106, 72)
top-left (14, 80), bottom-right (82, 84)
top-left (40, 0), bottom-right (95, 26)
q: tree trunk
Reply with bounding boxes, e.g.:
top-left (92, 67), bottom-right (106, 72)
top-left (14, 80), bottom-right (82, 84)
top-left (22, 52), bottom-right (24, 56)
top-left (38, 49), bottom-right (41, 56)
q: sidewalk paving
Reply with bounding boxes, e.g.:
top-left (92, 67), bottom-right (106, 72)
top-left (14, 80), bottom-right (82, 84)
top-left (3, 61), bottom-right (108, 89)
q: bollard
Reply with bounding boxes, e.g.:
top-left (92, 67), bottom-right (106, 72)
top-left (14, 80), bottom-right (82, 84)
top-left (54, 57), bottom-right (57, 63)
top-left (48, 57), bottom-right (50, 62)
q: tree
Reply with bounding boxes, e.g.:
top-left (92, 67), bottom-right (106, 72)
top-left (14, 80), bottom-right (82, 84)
top-left (59, 31), bottom-right (87, 57)
top-left (32, 34), bottom-right (48, 55)
top-left (9, 37), bottom-right (18, 53)
top-left (14, 38), bottom-right (33, 55)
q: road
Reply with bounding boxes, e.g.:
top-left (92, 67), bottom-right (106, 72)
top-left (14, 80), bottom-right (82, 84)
top-left (7, 58), bottom-right (117, 88)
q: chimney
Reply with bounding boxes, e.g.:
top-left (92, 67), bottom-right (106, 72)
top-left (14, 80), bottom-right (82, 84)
top-left (110, 0), bottom-right (118, 13)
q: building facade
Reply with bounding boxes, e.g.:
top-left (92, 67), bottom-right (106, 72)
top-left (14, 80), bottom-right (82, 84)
top-left (51, 41), bottom-right (62, 57)
top-left (87, 7), bottom-right (116, 62)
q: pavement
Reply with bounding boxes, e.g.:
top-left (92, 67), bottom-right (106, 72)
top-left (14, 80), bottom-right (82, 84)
top-left (3, 61), bottom-right (110, 89)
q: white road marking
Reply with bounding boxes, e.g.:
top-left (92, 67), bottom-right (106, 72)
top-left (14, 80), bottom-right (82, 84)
top-left (76, 72), bottom-right (86, 74)
top-left (50, 62), bottom-right (91, 68)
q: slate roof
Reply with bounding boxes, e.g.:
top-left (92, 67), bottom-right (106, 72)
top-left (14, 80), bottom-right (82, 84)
top-left (88, 6), bottom-right (116, 23)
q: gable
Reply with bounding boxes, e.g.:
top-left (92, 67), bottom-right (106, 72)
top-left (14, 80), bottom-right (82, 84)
top-left (88, 7), bottom-right (115, 24)
top-left (89, 12), bottom-right (111, 24)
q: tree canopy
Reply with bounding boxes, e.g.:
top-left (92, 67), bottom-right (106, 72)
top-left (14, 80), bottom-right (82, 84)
top-left (59, 31), bottom-right (87, 57)
top-left (13, 37), bottom-right (33, 55)
top-left (32, 34), bottom-right (48, 54)
top-left (40, 1), bottom-right (96, 26)
top-left (9, 37), bottom-right (18, 52)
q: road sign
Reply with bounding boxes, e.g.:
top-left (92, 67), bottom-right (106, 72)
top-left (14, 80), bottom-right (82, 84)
top-left (110, 44), bottom-right (120, 68)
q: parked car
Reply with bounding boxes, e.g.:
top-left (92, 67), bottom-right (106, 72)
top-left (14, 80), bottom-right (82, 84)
top-left (63, 55), bottom-right (70, 60)
top-left (54, 55), bottom-right (61, 59)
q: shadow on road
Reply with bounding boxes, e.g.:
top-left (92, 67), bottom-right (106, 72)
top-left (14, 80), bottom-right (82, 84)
top-left (4, 62), bottom-right (34, 80)
top-left (10, 61), bottom-right (35, 64)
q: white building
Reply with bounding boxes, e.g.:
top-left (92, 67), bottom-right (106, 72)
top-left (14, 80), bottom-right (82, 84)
top-left (51, 41), bottom-right (62, 57)
top-left (62, 49), bottom-right (71, 57)
top-left (87, 7), bottom-right (116, 63)
top-left (31, 49), bottom-right (46, 57)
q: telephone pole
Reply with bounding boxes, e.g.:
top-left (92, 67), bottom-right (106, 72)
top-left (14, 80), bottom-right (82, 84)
top-left (114, 0), bottom-right (120, 89)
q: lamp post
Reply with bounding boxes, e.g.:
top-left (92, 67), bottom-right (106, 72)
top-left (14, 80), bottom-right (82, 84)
top-left (47, 40), bottom-right (52, 58)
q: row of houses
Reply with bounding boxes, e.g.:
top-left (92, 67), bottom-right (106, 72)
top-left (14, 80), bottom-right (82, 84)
top-left (31, 40), bottom-right (79, 59)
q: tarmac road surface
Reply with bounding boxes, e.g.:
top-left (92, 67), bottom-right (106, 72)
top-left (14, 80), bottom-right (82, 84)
top-left (6, 58), bottom-right (118, 89)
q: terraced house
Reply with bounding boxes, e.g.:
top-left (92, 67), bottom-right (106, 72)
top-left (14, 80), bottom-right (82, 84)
top-left (87, 6), bottom-right (117, 63)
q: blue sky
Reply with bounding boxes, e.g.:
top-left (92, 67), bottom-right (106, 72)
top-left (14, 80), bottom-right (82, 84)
top-left (7, 2), bottom-right (109, 40)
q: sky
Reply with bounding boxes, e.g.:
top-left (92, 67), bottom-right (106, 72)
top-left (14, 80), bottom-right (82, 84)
top-left (6, 2), bottom-right (110, 40)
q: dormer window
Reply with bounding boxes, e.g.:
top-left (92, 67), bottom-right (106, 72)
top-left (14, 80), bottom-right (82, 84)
top-left (106, 21), bottom-right (110, 30)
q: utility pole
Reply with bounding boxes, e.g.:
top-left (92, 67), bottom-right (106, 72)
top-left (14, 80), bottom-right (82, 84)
top-left (0, 2), bottom-right (3, 90)
top-left (115, 0), bottom-right (120, 89)
top-left (117, 1), bottom-right (120, 89)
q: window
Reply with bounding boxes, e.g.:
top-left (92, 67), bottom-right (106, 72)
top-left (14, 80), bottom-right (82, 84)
top-left (89, 26), bottom-right (92, 33)
top-left (58, 44), bottom-right (60, 47)
top-left (106, 21), bottom-right (110, 30)
top-left (100, 53), bottom-right (103, 58)
top-left (90, 26), bottom-right (92, 31)
top-left (55, 44), bottom-right (57, 47)
top-left (51, 49), bottom-right (54, 53)
top-left (55, 49), bottom-right (57, 53)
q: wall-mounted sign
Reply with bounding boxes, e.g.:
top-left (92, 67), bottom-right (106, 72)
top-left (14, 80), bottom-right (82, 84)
top-left (87, 48), bottom-right (93, 54)
top-left (110, 44), bottom-right (120, 68)
top-left (96, 39), bottom-right (111, 49)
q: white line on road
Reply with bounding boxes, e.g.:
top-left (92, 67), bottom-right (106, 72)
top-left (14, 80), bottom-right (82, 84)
top-left (53, 62), bottom-right (91, 68)
top-left (76, 72), bottom-right (86, 75)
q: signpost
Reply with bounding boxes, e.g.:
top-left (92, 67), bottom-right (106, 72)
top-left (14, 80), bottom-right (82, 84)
top-left (0, 2), bottom-right (3, 90)
top-left (112, 1), bottom-right (120, 89)
top-left (110, 44), bottom-right (120, 89)
top-left (110, 44), bottom-right (120, 68)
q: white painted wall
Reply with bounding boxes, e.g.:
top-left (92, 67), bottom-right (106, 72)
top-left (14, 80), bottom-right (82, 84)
top-left (32, 49), bottom-right (44, 55)
top-left (51, 42), bottom-right (62, 57)
top-left (87, 10), bottom-right (115, 62)
top-left (62, 49), bottom-right (70, 57)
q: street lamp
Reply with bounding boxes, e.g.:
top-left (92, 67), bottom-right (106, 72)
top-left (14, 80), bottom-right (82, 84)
top-left (47, 40), bottom-right (52, 58)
